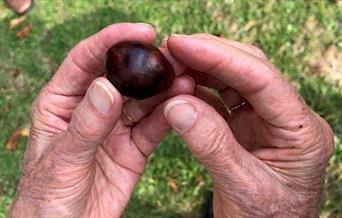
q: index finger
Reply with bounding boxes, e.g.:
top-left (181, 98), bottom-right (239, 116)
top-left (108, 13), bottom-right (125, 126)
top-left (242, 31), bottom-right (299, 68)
top-left (49, 23), bottom-right (156, 96)
top-left (167, 35), bottom-right (309, 126)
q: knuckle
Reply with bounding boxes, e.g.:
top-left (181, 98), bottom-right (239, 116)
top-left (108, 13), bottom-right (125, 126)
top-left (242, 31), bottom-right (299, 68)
top-left (74, 39), bottom-right (87, 52)
top-left (69, 123), bottom-right (94, 144)
top-left (67, 39), bottom-right (85, 60)
top-left (195, 127), bottom-right (229, 160)
top-left (320, 119), bottom-right (335, 158)
top-left (68, 38), bottom-right (104, 75)
top-left (69, 39), bottom-right (86, 57)
top-left (68, 113), bottom-right (104, 145)
top-left (83, 38), bottom-right (102, 62)
top-left (306, 113), bottom-right (335, 161)
top-left (31, 85), bottom-right (51, 118)
top-left (68, 114), bottom-right (93, 144)
top-left (251, 45), bottom-right (267, 59)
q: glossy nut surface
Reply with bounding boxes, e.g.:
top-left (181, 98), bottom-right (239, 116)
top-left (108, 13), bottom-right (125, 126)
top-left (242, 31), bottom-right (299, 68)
top-left (105, 41), bottom-right (175, 99)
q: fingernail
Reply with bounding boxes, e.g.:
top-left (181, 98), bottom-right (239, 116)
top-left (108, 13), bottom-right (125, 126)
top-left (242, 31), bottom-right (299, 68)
top-left (186, 75), bottom-right (195, 87)
top-left (90, 81), bottom-right (114, 113)
top-left (161, 37), bottom-right (168, 44)
top-left (171, 34), bottom-right (189, 38)
top-left (164, 100), bottom-right (197, 132)
top-left (136, 22), bottom-right (154, 28)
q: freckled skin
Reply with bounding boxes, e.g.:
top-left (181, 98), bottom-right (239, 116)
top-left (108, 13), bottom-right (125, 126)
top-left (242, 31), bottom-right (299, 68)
top-left (106, 41), bottom-right (175, 99)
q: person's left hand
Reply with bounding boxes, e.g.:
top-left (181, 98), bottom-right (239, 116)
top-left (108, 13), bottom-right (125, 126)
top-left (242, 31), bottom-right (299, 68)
top-left (8, 23), bottom-right (194, 218)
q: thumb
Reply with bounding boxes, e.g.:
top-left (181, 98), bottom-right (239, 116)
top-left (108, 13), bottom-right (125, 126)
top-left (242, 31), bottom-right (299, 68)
top-left (163, 95), bottom-right (248, 182)
top-left (62, 77), bottom-right (123, 158)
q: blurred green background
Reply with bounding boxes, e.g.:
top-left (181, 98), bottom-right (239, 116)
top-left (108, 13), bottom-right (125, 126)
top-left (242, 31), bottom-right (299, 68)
top-left (0, 0), bottom-right (341, 217)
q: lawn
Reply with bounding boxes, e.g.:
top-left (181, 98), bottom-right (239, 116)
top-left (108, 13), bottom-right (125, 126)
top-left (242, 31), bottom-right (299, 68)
top-left (0, 0), bottom-right (341, 217)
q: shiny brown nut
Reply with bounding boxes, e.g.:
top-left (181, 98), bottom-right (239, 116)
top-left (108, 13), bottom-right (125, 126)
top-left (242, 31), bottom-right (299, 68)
top-left (105, 41), bottom-right (175, 100)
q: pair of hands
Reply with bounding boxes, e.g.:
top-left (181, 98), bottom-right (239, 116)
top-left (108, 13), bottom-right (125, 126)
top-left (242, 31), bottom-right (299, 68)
top-left (9, 23), bottom-right (334, 217)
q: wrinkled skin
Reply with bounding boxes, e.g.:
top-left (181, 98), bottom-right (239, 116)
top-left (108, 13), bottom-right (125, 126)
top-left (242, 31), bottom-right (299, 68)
top-left (8, 24), bottom-right (334, 218)
top-left (162, 34), bottom-right (334, 217)
top-left (8, 23), bottom-right (195, 218)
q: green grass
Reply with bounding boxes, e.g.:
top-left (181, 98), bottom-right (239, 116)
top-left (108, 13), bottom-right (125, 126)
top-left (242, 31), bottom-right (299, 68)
top-left (0, 0), bottom-right (341, 217)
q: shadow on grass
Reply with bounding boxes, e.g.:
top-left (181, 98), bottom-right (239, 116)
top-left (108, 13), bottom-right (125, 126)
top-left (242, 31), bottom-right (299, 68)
top-left (124, 190), bottom-right (213, 218)
top-left (123, 133), bottom-right (211, 218)
top-left (124, 195), bottom-right (201, 218)
top-left (39, 7), bottom-right (143, 70)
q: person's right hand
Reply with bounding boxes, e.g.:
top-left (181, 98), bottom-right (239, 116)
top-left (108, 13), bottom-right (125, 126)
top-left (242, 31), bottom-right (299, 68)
top-left (162, 34), bottom-right (334, 217)
top-left (8, 23), bottom-right (194, 218)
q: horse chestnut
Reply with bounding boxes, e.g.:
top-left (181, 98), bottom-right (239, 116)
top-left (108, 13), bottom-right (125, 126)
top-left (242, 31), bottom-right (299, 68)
top-left (105, 41), bottom-right (175, 99)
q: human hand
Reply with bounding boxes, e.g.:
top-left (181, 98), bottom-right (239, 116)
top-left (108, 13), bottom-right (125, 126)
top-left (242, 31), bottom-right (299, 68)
top-left (8, 23), bottom-right (194, 218)
top-left (162, 34), bottom-right (334, 217)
